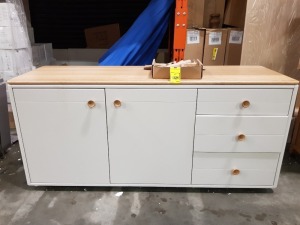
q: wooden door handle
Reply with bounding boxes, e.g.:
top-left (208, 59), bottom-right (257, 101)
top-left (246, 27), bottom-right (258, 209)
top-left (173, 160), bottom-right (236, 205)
top-left (231, 169), bottom-right (240, 175)
top-left (114, 100), bottom-right (122, 108)
top-left (87, 100), bottom-right (96, 108)
top-left (241, 100), bottom-right (250, 108)
top-left (237, 134), bottom-right (246, 141)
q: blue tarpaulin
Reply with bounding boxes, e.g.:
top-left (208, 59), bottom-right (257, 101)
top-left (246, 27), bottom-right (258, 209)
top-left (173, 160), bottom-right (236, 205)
top-left (98, 0), bottom-right (173, 66)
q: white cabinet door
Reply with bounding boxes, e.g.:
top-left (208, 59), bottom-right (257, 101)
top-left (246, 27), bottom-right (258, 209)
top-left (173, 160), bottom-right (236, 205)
top-left (106, 89), bottom-right (197, 184)
top-left (14, 89), bottom-right (109, 185)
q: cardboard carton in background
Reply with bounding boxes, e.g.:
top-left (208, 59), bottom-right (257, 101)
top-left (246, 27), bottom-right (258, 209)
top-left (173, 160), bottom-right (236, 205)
top-left (188, 0), bottom-right (226, 28)
top-left (187, 0), bottom-right (204, 28)
top-left (224, 28), bottom-right (244, 65)
top-left (224, 0), bottom-right (247, 28)
top-left (85, 23), bottom-right (120, 49)
top-left (184, 29), bottom-right (205, 61)
top-left (203, 29), bottom-right (228, 65)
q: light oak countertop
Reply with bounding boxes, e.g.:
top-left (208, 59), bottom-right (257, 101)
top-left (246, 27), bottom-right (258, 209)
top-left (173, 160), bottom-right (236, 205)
top-left (7, 65), bottom-right (299, 85)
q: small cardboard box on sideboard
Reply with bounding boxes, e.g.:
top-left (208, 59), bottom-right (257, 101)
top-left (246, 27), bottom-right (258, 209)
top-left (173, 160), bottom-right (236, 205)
top-left (152, 60), bottom-right (203, 79)
top-left (224, 28), bottom-right (244, 65)
top-left (203, 29), bottom-right (228, 65)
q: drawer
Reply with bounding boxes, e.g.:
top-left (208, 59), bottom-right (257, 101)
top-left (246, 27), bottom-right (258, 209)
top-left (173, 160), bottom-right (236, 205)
top-left (195, 116), bottom-right (288, 135)
top-left (192, 153), bottom-right (279, 186)
top-left (197, 89), bottom-right (293, 115)
top-left (194, 134), bottom-right (285, 153)
top-left (13, 89), bottom-right (105, 102)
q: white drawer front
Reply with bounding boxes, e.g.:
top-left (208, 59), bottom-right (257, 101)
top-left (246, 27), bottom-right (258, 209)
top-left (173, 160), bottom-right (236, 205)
top-left (193, 152), bottom-right (279, 170)
top-left (192, 170), bottom-right (276, 186)
top-left (197, 89), bottom-right (293, 115)
top-left (192, 153), bottom-right (279, 186)
top-left (14, 89), bottom-right (105, 102)
top-left (194, 135), bottom-right (285, 153)
top-left (195, 116), bottom-right (288, 135)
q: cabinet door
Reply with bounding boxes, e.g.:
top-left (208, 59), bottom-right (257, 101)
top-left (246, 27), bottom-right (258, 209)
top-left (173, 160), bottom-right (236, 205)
top-left (106, 89), bottom-right (197, 184)
top-left (14, 89), bottom-right (109, 185)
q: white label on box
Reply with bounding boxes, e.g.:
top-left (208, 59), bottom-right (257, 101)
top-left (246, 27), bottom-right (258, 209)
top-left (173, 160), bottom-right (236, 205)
top-left (209, 32), bottom-right (222, 45)
top-left (187, 30), bottom-right (200, 44)
top-left (229, 31), bottom-right (244, 44)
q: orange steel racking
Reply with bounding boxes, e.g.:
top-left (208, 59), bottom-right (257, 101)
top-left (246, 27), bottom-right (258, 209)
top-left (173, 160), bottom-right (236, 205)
top-left (172, 0), bottom-right (188, 61)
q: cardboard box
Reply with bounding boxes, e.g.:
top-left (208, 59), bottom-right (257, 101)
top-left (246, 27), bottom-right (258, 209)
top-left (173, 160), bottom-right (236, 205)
top-left (203, 29), bottom-right (228, 65)
top-left (224, 0), bottom-right (247, 28)
top-left (152, 60), bottom-right (203, 79)
top-left (0, 3), bottom-right (22, 27)
top-left (85, 24), bottom-right (120, 48)
top-left (224, 29), bottom-right (244, 65)
top-left (188, 0), bottom-right (226, 28)
top-left (0, 26), bottom-right (28, 49)
top-left (184, 29), bottom-right (205, 61)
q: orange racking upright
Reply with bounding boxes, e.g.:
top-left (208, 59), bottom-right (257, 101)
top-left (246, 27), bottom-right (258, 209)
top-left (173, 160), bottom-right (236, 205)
top-left (172, 0), bottom-right (188, 62)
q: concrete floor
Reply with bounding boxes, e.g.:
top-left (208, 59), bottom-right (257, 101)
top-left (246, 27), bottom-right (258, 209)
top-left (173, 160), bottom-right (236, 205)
top-left (1, 143), bottom-right (300, 225)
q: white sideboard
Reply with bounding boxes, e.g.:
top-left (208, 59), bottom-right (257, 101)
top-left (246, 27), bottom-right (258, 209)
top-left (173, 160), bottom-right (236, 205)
top-left (8, 66), bottom-right (299, 188)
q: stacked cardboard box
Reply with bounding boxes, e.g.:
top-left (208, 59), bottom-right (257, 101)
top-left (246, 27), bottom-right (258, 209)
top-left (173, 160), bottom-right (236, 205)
top-left (188, 0), bottom-right (226, 28)
top-left (185, 0), bottom-right (246, 65)
top-left (185, 28), bottom-right (244, 65)
top-left (184, 29), bottom-right (205, 61)
top-left (223, 0), bottom-right (247, 28)
top-left (0, 3), bottom-right (32, 82)
top-left (222, 0), bottom-right (246, 65)
top-left (184, 28), bottom-right (235, 65)
top-left (203, 29), bottom-right (228, 65)
top-left (224, 28), bottom-right (244, 65)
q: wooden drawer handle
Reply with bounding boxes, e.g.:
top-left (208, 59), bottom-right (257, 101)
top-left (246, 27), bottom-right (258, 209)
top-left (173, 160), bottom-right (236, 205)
top-left (242, 100), bottom-right (250, 108)
top-left (114, 100), bottom-right (122, 108)
top-left (87, 100), bottom-right (96, 108)
top-left (231, 169), bottom-right (240, 176)
top-left (237, 134), bottom-right (246, 141)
